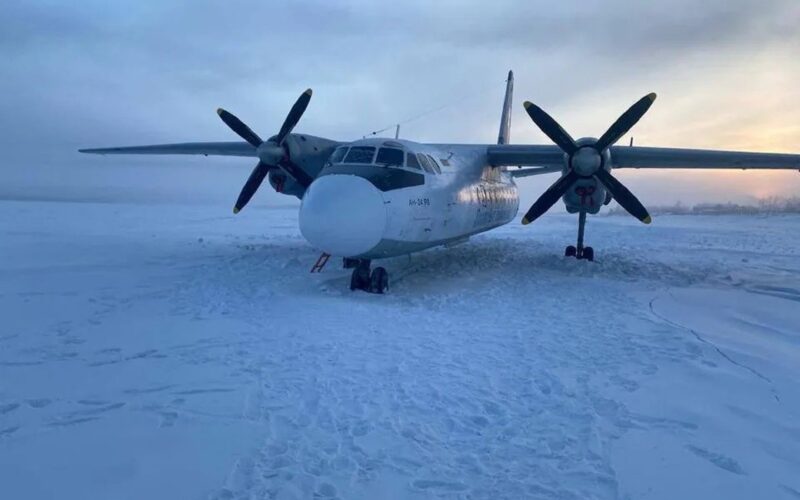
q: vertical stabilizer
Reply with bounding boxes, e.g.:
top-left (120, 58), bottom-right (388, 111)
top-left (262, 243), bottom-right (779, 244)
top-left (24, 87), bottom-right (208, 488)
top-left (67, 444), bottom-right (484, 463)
top-left (497, 70), bottom-right (513, 144)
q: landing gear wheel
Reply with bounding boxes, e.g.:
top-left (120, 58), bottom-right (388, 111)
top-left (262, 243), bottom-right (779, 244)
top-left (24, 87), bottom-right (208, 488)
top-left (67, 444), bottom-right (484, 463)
top-left (582, 247), bottom-right (594, 262)
top-left (350, 266), bottom-right (370, 291)
top-left (369, 267), bottom-right (389, 294)
top-left (565, 245), bottom-right (577, 258)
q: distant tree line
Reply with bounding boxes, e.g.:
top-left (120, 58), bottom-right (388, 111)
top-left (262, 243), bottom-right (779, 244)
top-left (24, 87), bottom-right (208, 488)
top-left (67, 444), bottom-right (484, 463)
top-left (606, 196), bottom-right (800, 216)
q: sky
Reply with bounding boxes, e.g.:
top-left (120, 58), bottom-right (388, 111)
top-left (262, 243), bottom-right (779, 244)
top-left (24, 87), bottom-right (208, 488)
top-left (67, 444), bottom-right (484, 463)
top-left (1, 0), bottom-right (799, 208)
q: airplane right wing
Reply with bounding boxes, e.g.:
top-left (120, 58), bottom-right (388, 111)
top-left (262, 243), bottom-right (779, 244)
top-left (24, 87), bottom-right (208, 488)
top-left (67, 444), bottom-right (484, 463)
top-left (79, 141), bottom-right (257, 157)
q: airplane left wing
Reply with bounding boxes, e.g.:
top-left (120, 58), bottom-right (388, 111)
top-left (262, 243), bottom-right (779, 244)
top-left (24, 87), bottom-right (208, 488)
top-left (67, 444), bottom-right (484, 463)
top-left (610, 146), bottom-right (800, 170)
top-left (509, 165), bottom-right (563, 178)
top-left (486, 143), bottom-right (800, 171)
top-left (79, 141), bottom-right (257, 157)
top-left (487, 144), bottom-right (564, 167)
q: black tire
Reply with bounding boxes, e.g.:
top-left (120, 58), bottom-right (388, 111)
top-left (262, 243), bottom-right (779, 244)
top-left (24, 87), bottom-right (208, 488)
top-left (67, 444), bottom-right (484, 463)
top-left (565, 245), bottom-right (577, 257)
top-left (583, 247), bottom-right (594, 262)
top-left (350, 268), bottom-right (362, 291)
top-left (351, 267), bottom-right (370, 291)
top-left (370, 267), bottom-right (389, 294)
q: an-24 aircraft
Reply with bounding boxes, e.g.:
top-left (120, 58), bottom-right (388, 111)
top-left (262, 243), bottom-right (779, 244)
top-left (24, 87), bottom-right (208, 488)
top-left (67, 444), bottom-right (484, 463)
top-left (82, 71), bottom-right (800, 293)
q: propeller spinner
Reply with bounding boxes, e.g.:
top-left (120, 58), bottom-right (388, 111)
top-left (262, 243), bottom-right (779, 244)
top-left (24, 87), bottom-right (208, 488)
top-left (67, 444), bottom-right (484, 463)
top-left (521, 93), bottom-right (656, 225)
top-left (218, 89), bottom-right (314, 214)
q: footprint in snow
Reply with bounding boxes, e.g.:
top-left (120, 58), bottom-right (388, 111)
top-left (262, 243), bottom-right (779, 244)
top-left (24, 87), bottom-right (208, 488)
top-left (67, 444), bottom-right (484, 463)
top-left (71, 402), bottom-right (125, 417)
top-left (123, 385), bottom-right (173, 395)
top-left (0, 426), bottom-right (21, 437)
top-left (27, 398), bottom-right (52, 409)
top-left (48, 416), bottom-right (99, 427)
top-left (412, 479), bottom-right (468, 492)
top-left (0, 403), bottom-right (20, 415)
top-left (686, 445), bottom-right (746, 475)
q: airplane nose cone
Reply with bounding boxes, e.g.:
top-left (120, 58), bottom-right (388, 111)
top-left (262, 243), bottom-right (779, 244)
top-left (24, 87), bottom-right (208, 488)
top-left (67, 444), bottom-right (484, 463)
top-left (299, 175), bottom-right (386, 257)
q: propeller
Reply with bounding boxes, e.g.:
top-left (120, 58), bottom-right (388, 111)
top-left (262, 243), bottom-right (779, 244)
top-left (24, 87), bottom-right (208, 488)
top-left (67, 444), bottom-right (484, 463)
top-left (217, 89), bottom-right (314, 214)
top-left (521, 93), bottom-right (656, 225)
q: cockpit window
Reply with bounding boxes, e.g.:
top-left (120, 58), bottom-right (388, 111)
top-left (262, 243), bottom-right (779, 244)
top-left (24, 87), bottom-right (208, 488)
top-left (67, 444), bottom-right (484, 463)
top-left (376, 147), bottom-right (404, 167)
top-left (329, 146), bottom-right (348, 164)
top-left (417, 153), bottom-right (435, 174)
top-left (344, 146), bottom-right (376, 164)
top-left (426, 155), bottom-right (442, 174)
top-left (406, 152), bottom-right (421, 170)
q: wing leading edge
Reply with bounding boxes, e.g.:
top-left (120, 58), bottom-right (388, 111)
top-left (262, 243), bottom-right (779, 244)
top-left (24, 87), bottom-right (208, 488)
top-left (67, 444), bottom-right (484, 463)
top-left (610, 146), bottom-right (800, 170)
top-left (79, 141), bottom-right (257, 157)
top-left (487, 144), bottom-right (800, 170)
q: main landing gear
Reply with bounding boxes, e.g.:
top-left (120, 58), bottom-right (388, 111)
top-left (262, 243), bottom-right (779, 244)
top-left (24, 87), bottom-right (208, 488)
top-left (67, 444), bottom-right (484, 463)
top-left (348, 259), bottom-right (389, 294)
top-left (565, 210), bottom-right (594, 261)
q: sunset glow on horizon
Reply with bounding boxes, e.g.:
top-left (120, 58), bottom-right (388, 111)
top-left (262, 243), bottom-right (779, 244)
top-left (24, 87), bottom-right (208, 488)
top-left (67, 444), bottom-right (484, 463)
top-left (1, 0), bottom-right (798, 205)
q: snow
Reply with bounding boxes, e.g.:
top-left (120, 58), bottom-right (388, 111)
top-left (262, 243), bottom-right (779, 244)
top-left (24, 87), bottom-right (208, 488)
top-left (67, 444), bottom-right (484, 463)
top-left (1, 199), bottom-right (799, 500)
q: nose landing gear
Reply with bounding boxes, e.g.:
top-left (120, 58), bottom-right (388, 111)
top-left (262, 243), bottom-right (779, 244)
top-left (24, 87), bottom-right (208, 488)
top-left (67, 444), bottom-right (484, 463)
top-left (349, 259), bottom-right (389, 294)
top-left (565, 210), bottom-right (594, 261)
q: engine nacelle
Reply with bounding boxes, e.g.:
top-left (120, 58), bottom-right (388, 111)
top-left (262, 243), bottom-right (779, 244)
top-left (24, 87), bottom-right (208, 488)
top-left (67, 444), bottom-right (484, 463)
top-left (562, 137), bottom-right (613, 214)
top-left (563, 177), bottom-right (607, 214)
top-left (267, 170), bottom-right (303, 198)
top-left (269, 133), bottom-right (341, 199)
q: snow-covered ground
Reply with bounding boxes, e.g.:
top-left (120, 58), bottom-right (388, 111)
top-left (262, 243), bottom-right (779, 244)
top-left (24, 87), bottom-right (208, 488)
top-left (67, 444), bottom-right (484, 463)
top-left (1, 199), bottom-right (799, 500)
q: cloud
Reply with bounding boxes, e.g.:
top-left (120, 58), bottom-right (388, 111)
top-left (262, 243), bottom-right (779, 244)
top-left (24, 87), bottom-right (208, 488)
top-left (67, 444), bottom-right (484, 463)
top-left (0, 0), bottom-right (798, 205)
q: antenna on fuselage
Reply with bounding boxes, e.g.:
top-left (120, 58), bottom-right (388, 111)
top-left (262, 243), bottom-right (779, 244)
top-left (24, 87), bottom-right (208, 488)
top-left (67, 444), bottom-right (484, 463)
top-left (362, 77), bottom-right (505, 139)
top-left (394, 124), bottom-right (400, 139)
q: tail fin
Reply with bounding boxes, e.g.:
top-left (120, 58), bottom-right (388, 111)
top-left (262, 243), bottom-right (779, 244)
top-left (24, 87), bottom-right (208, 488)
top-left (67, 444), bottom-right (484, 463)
top-left (497, 70), bottom-right (514, 145)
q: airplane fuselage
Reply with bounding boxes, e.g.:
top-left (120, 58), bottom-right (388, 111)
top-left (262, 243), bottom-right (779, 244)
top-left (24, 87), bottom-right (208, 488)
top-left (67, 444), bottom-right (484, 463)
top-left (298, 138), bottom-right (519, 259)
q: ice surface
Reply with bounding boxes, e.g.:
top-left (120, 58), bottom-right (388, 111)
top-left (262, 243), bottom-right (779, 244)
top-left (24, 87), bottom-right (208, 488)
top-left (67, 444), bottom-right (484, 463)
top-left (1, 200), bottom-right (799, 499)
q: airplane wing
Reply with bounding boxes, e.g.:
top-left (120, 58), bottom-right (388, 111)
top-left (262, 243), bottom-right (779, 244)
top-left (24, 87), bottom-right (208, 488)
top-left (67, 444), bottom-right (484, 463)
top-left (487, 144), bottom-right (800, 170)
top-left (609, 146), bottom-right (800, 170)
top-left (509, 165), bottom-right (563, 178)
top-left (79, 141), bottom-right (257, 157)
top-left (487, 145), bottom-right (564, 167)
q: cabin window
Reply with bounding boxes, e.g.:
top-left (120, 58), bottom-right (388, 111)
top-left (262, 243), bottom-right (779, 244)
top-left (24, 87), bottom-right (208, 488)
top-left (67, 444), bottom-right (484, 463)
top-left (406, 152), bottom-right (421, 170)
top-left (417, 153), bottom-right (435, 174)
top-left (329, 146), bottom-right (348, 164)
top-left (376, 147), bottom-right (405, 167)
top-left (344, 146), bottom-right (376, 164)
top-left (426, 155), bottom-right (442, 174)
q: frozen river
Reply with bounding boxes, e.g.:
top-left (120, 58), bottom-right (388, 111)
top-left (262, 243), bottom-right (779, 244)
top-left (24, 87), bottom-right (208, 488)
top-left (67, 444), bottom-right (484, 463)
top-left (1, 200), bottom-right (799, 499)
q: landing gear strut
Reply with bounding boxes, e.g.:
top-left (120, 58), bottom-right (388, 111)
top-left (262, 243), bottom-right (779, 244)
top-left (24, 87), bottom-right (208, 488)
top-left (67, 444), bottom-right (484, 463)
top-left (565, 210), bottom-right (594, 261)
top-left (349, 259), bottom-right (389, 294)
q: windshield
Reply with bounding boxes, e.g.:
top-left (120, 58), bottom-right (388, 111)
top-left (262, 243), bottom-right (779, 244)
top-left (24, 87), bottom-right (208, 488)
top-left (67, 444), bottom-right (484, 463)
top-left (344, 146), bottom-right (376, 164)
top-left (328, 146), bottom-right (348, 164)
top-left (375, 147), bottom-right (404, 167)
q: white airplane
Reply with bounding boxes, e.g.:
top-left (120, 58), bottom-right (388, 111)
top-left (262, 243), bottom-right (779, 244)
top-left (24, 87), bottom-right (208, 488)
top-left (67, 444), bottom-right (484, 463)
top-left (81, 71), bottom-right (800, 293)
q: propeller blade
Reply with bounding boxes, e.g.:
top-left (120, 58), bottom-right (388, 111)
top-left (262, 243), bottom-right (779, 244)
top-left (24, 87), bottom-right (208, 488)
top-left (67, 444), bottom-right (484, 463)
top-left (523, 101), bottom-right (578, 155)
top-left (277, 160), bottom-right (314, 189)
top-left (233, 161), bottom-right (270, 214)
top-left (276, 88), bottom-right (312, 145)
top-left (217, 108), bottom-right (263, 148)
top-left (594, 168), bottom-right (651, 224)
top-left (594, 93), bottom-right (656, 151)
top-left (521, 170), bottom-right (580, 225)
